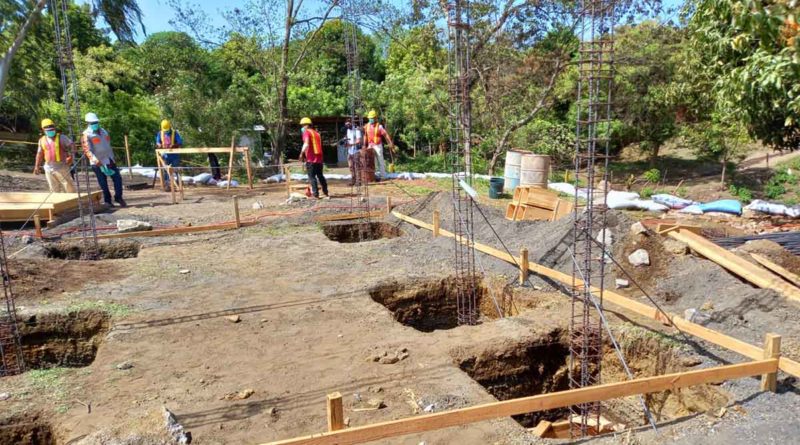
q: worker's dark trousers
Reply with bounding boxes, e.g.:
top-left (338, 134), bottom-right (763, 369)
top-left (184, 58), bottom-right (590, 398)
top-left (208, 153), bottom-right (222, 180)
top-left (91, 162), bottom-right (123, 204)
top-left (306, 162), bottom-right (328, 198)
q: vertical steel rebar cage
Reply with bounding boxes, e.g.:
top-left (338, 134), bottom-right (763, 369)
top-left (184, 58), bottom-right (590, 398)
top-left (570, 0), bottom-right (616, 437)
top-left (446, 0), bottom-right (478, 326)
top-left (50, 0), bottom-right (99, 258)
top-left (0, 228), bottom-right (24, 377)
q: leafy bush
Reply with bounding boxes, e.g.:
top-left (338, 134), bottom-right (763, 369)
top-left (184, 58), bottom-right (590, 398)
top-left (640, 187), bottom-right (655, 198)
top-left (763, 167), bottom-right (797, 200)
top-left (642, 168), bottom-right (661, 184)
top-left (728, 184), bottom-right (753, 203)
top-left (765, 182), bottom-right (787, 200)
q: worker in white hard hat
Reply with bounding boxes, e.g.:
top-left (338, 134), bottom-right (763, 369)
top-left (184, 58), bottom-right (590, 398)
top-left (363, 109), bottom-right (394, 180)
top-left (81, 112), bottom-right (126, 207)
top-left (33, 118), bottom-right (76, 193)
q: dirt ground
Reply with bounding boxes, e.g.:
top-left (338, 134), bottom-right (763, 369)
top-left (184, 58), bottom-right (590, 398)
top-left (1, 170), bottom-right (800, 445)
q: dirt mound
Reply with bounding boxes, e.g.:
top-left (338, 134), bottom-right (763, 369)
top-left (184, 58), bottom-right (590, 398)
top-left (734, 239), bottom-right (800, 275)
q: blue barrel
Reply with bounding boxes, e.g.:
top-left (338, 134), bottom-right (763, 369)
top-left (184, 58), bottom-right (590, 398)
top-left (488, 177), bottom-right (504, 199)
top-left (503, 150), bottom-right (523, 193)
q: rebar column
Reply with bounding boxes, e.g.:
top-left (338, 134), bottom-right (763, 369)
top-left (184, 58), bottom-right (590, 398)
top-left (0, 229), bottom-right (24, 376)
top-left (569, 0), bottom-right (616, 437)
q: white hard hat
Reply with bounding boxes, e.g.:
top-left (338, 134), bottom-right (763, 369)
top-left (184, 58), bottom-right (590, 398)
top-left (84, 112), bottom-right (99, 123)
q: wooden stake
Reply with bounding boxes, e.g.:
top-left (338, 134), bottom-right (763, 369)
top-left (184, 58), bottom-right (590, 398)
top-left (386, 196), bottom-right (392, 212)
top-left (156, 155), bottom-right (166, 190)
top-left (326, 392), bottom-right (344, 432)
top-left (520, 248), bottom-right (529, 285)
top-left (432, 210), bottom-right (440, 238)
top-left (285, 166), bottom-right (292, 198)
top-left (226, 135), bottom-right (236, 190)
top-left (177, 170), bottom-right (185, 201)
top-left (761, 333), bottom-right (781, 392)
top-left (33, 214), bottom-right (42, 238)
top-left (124, 134), bottom-right (133, 179)
top-left (233, 195), bottom-right (241, 229)
top-left (244, 148), bottom-right (254, 189)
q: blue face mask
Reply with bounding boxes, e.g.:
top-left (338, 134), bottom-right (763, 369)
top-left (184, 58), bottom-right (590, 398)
top-left (90, 123), bottom-right (100, 132)
top-left (45, 129), bottom-right (56, 138)
top-left (368, 118), bottom-right (375, 124)
top-left (301, 127), bottom-right (306, 134)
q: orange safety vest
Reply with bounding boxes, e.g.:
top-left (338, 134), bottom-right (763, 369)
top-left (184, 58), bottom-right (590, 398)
top-left (160, 130), bottom-right (176, 148)
top-left (365, 123), bottom-right (383, 145)
top-left (306, 128), bottom-right (322, 155)
top-left (39, 134), bottom-right (65, 163)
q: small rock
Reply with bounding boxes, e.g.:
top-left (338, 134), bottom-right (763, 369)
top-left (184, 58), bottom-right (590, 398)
top-left (684, 308), bottom-right (711, 325)
top-left (423, 404), bottom-right (435, 413)
top-left (366, 398), bottom-right (384, 409)
top-left (226, 315), bottom-right (241, 323)
top-left (116, 219), bottom-right (153, 233)
top-left (663, 239), bottom-right (689, 255)
top-left (399, 347), bottom-right (408, 353)
top-left (0, 392), bottom-right (10, 401)
top-left (700, 301), bottom-right (715, 312)
top-left (628, 249), bottom-right (650, 266)
top-left (615, 278), bottom-right (630, 289)
top-left (179, 269), bottom-right (191, 274)
top-left (344, 417), bottom-right (351, 427)
top-left (267, 407), bottom-right (278, 416)
top-left (630, 222), bottom-right (648, 236)
top-left (116, 361), bottom-right (134, 370)
top-left (222, 388), bottom-right (255, 400)
top-left (259, 319), bottom-right (268, 323)
top-left (368, 386), bottom-right (383, 393)
top-left (398, 352), bottom-right (410, 361)
top-left (379, 355), bottom-right (400, 365)
top-left (595, 228), bottom-right (614, 247)
top-left (681, 357), bottom-right (703, 367)
top-left (337, 334), bottom-right (343, 338)
top-left (21, 235), bottom-right (33, 244)
top-left (252, 201), bottom-right (264, 210)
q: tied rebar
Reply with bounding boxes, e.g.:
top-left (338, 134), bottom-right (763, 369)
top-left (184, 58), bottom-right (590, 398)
top-left (446, 0), bottom-right (478, 326)
top-left (569, 0), bottom-right (616, 438)
top-left (50, 0), bottom-right (99, 259)
top-left (0, 228), bottom-right (24, 377)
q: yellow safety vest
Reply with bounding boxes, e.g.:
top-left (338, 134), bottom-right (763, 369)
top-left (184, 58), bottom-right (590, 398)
top-left (39, 134), bottom-right (62, 163)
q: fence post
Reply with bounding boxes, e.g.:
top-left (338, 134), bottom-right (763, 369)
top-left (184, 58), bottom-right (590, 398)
top-left (326, 392), bottom-right (344, 431)
top-left (760, 333), bottom-right (781, 392)
top-left (233, 196), bottom-right (241, 229)
top-left (520, 248), bottom-right (529, 285)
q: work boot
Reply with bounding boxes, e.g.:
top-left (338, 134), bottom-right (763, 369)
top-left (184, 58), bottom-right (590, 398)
top-left (115, 198), bottom-right (128, 208)
top-left (322, 194), bottom-right (331, 200)
top-left (104, 201), bottom-right (115, 208)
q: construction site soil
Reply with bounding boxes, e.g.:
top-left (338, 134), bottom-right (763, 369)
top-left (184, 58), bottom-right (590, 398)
top-left (1, 174), bottom-right (799, 445)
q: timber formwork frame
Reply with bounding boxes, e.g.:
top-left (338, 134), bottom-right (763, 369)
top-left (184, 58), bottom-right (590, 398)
top-left (342, 0), bottom-right (371, 241)
top-left (50, 0), bottom-right (99, 259)
top-left (0, 228), bottom-right (24, 376)
top-left (446, 0), bottom-right (479, 326)
top-left (570, 0), bottom-right (616, 437)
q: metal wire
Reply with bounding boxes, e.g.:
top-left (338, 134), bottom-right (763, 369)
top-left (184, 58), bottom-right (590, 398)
top-left (0, 227), bottom-right (24, 376)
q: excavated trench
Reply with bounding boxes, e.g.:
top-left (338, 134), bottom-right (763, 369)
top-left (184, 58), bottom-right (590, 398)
top-left (453, 331), bottom-right (571, 428)
top-left (17, 310), bottom-right (110, 369)
top-left (369, 276), bottom-right (488, 332)
top-left (322, 222), bottom-right (401, 243)
top-left (0, 414), bottom-right (54, 445)
top-left (44, 240), bottom-right (140, 260)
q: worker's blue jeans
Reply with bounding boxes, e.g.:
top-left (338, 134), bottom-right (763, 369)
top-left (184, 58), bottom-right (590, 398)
top-left (91, 162), bottom-right (123, 204)
top-left (162, 155), bottom-right (180, 188)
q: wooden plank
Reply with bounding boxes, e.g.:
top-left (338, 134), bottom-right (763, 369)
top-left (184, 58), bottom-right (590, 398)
top-left (314, 210), bottom-right (385, 222)
top-left (761, 333), bottom-right (781, 392)
top-left (521, 206), bottom-right (552, 221)
top-left (33, 215), bottom-right (42, 238)
top-left (432, 210), bottom-right (440, 237)
top-left (751, 253), bottom-right (800, 287)
top-left (531, 420), bottom-right (552, 438)
top-left (523, 188), bottom-right (560, 210)
top-left (233, 196), bottom-right (241, 228)
top-left (326, 392), bottom-right (344, 432)
top-left (226, 136), bottom-right (236, 191)
top-left (390, 211), bottom-right (800, 379)
top-left (667, 229), bottom-right (800, 302)
top-left (245, 148), bottom-right (254, 189)
top-left (261, 360), bottom-right (777, 445)
top-left (656, 223), bottom-right (702, 235)
top-left (519, 248), bottom-right (529, 285)
top-left (124, 134), bottom-right (133, 179)
top-left (553, 199), bottom-right (574, 220)
top-left (95, 221), bottom-right (257, 239)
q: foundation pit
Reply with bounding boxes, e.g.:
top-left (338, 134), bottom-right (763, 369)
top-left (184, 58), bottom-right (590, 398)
top-left (17, 310), bottom-right (110, 369)
top-left (369, 276), bottom-right (488, 332)
top-left (322, 222), bottom-right (401, 243)
top-left (0, 414), bottom-right (54, 445)
top-left (44, 240), bottom-right (140, 260)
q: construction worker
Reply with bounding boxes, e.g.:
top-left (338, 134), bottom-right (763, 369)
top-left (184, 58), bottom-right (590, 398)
top-left (33, 119), bottom-right (76, 193)
top-left (299, 117), bottom-right (330, 199)
top-left (156, 119), bottom-right (183, 190)
top-left (344, 119), bottom-right (362, 186)
top-left (363, 110), bottom-right (394, 180)
top-left (82, 112), bottom-right (126, 207)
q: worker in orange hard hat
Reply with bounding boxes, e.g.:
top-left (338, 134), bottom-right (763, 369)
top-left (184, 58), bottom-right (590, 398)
top-left (363, 109), bottom-right (395, 180)
top-left (33, 118), bottom-right (76, 193)
top-left (299, 117), bottom-right (330, 199)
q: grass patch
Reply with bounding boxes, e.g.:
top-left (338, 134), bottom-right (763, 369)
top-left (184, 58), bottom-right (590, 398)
top-left (65, 300), bottom-right (133, 318)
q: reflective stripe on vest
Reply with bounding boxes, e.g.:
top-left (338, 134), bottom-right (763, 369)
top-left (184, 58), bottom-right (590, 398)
top-left (308, 129), bottom-right (322, 155)
top-left (160, 130), bottom-right (174, 148)
top-left (39, 135), bottom-right (62, 163)
top-left (366, 124), bottom-right (382, 145)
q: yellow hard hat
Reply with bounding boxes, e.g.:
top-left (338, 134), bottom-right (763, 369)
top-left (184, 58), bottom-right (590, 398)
top-left (367, 110), bottom-right (377, 119)
top-left (300, 117), bottom-right (312, 125)
top-left (161, 119), bottom-right (171, 130)
top-left (41, 118), bottom-right (55, 129)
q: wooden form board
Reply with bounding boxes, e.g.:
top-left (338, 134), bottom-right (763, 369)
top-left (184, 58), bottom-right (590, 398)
top-left (262, 359), bottom-right (777, 445)
top-left (0, 192), bottom-right (102, 221)
top-left (314, 210), bottom-right (385, 222)
top-left (95, 220), bottom-right (258, 239)
top-left (506, 186), bottom-right (573, 222)
top-left (390, 211), bottom-right (800, 379)
top-left (666, 228), bottom-right (800, 303)
top-left (155, 146), bottom-right (253, 190)
top-left (750, 253), bottom-right (800, 287)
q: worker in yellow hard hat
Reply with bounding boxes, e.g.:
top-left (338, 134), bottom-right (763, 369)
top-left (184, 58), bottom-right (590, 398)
top-left (363, 109), bottom-right (394, 180)
top-left (299, 117), bottom-right (330, 199)
top-left (33, 118), bottom-right (76, 193)
top-left (156, 119), bottom-right (184, 191)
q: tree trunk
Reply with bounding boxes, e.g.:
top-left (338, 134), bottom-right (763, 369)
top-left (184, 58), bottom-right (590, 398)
top-left (648, 144), bottom-right (660, 168)
top-left (0, 0), bottom-right (48, 101)
top-left (274, 0), bottom-right (293, 164)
